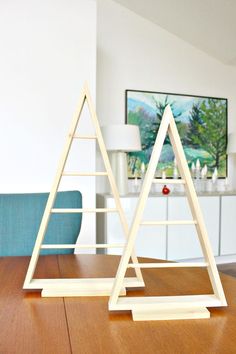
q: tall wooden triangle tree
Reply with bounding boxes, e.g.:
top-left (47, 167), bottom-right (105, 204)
top-left (109, 105), bottom-right (227, 321)
top-left (23, 83), bottom-right (144, 297)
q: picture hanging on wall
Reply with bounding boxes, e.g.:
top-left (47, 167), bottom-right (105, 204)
top-left (126, 89), bottom-right (227, 178)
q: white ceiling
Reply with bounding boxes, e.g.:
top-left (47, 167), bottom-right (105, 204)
top-left (113, 0), bottom-right (236, 66)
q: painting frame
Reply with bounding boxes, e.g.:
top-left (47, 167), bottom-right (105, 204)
top-left (125, 89), bottom-right (228, 179)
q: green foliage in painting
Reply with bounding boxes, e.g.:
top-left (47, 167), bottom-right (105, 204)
top-left (187, 99), bottom-right (227, 169)
top-left (127, 91), bottom-right (227, 178)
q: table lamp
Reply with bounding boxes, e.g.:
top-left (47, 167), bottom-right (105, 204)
top-left (227, 133), bottom-right (236, 155)
top-left (101, 124), bottom-right (141, 195)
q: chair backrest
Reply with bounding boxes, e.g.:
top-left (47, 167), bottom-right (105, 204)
top-left (0, 191), bottom-right (82, 256)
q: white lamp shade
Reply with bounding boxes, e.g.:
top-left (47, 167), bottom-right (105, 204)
top-left (227, 133), bottom-right (236, 154)
top-left (101, 124), bottom-right (141, 152)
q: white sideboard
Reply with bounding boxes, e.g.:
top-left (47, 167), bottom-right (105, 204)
top-left (167, 196), bottom-right (219, 259)
top-left (96, 192), bottom-right (236, 262)
top-left (220, 196), bottom-right (236, 255)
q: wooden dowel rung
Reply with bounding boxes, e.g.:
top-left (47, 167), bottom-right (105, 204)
top-left (152, 178), bottom-right (185, 184)
top-left (140, 220), bottom-right (197, 226)
top-left (62, 172), bottom-right (108, 176)
top-left (51, 208), bottom-right (117, 213)
top-left (72, 134), bottom-right (97, 139)
top-left (127, 262), bottom-right (208, 269)
top-left (41, 243), bottom-right (125, 249)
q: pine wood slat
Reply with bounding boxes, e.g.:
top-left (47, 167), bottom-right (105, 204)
top-left (62, 172), bottom-right (108, 176)
top-left (51, 208), bottom-right (117, 213)
top-left (40, 243), bottom-right (124, 249)
top-left (140, 220), bottom-right (197, 226)
top-left (127, 262), bottom-right (208, 269)
top-left (72, 134), bottom-right (96, 139)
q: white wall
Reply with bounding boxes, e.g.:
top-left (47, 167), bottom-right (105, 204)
top-left (97, 0), bottom-right (236, 189)
top-left (0, 0), bottom-right (97, 248)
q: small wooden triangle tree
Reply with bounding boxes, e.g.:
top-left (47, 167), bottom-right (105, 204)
top-left (109, 105), bottom-right (227, 321)
top-left (23, 83), bottom-right (144, 297)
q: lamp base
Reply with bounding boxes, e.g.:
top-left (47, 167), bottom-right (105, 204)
top-left (110, 151), bottom-right (128, 196)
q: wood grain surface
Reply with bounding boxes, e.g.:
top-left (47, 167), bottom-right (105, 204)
top-left (218, 262), bottom-right (236, 278)
top-left (1, 254), bottom-right (236, 354)
top-left (0, 256), bottom-right (71, 354)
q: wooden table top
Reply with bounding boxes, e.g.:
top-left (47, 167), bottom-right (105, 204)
top-left (1, 254), bottom-right (236, 354)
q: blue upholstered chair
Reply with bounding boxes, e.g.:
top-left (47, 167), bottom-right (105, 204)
top-left (0, 191), bottom-right (82, 256)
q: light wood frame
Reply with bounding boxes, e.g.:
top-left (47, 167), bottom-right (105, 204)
top-left (109, 105), bottom-right (227, 321)
top-left (23, 83), bottom-right (144, 297)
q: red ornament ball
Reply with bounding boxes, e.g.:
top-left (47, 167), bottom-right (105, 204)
top-left (162, 185), bottom-right (170, 195)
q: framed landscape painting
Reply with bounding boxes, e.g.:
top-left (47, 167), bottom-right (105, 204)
top-left (126, 90), bottom-right (227, 178)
